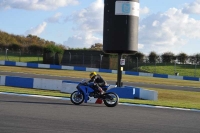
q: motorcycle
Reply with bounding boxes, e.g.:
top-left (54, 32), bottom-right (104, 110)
top-left (70, 80), bottom-right (119, 107)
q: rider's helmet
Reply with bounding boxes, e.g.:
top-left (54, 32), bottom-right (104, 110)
top-left (90, 72), bottom-right (97, 79)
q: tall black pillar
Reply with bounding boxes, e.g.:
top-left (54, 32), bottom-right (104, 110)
top-left (117, 53), bottom-right (122, 87)
top-left (103, 0), bottom-right (139, 87)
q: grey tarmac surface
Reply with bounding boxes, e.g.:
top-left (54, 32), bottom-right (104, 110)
top-left (0, 71), bottom-right (199, 92)
top-left (0, 94), bottom-right (200, 133)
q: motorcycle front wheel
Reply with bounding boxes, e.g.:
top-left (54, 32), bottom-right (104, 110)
top-left (103, 92), bottom-right (119, 107)
top-left (70, 91), bottom-right (84, 105)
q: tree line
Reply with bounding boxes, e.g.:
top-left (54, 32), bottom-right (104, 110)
top-left (0, 30), bottom-right (65, 54)
top-left (89, 44), bottom-right (200, 65)
top-left (134, 51), bottom-right (200, 64)
top-left (0, 30), bottom-right (199, 64)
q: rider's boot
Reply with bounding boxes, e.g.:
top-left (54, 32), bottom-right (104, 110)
top-left (99, 87), bottom-right (105, 95)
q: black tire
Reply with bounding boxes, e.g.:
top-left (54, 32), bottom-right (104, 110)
top-left (70, 91), bottom-right (84, 105)
top-left (103, 92), bottom-right (119, 107)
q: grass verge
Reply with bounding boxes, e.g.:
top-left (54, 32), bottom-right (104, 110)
top-left (0, 54), bottom-right (43, 63)
top-left (141, 64), bottom-right (200, 77)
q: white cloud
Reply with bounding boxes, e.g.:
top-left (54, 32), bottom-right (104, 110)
top-left (68, 0), bottom-right (103, 32)
top-left (139, 7), bottom-right (200, 54)
top-left (64, 0), bottom-right (104, 48)
top-left (0, 0), bottom-right (79, 10)
top-left (140, 7), bottom-right (150, 15)
top-left (182, 0), bottom-right (200, 14)
top-left (47, 12), bottom-right (62, 23)
top-left (138, 44), bottom-right (144, 49)
top-left (64, 33), bottom-right (102, 48)
top-left (64, 0), bottom-right (151, 49)
top-left (25, 22), bottom-right (47, 36)
top-left (63, 0), bottom-right (200, 54)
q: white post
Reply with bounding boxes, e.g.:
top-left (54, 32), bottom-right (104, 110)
top-left (5, 49), bottom-right (8, 60)
top-left (100, 54), bottom-right (103, 68)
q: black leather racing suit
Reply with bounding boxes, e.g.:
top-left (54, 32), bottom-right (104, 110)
top-left (88, 74), bottom-right (107, 92)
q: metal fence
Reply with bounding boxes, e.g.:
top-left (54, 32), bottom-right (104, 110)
top-left (0, 50), bottom-right (199, 77)
top-left (0, 50), bottom-right (43, 63)
top-left (61, 53), bottom-right (200, 77)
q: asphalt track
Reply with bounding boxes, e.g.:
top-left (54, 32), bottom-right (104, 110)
top-left (0, 94), bottom-right (200, 133)
top-left (0, 71), bottom-right (200, 92)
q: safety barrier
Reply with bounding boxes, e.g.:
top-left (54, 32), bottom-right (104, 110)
top-left (0, 60), bottom-right (199, 82)
top-left (0, 75), bottom-right (158, 101)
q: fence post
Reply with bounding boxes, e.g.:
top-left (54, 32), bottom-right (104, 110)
top-left (154, 57), bottom-right (156, 73)
top-left (127, 56), bottom-right (129, 70)
top-left (69, 52), bottom-right (71, 65)
top-left (53, 53), bottom-right (55, 65)
top-left (100, 54), bottom-right (103, 68)
top-left (76, 53), bottom-right (78, 65)
top-left (37, 51), bottom-right (40, 63)
top-left (174, 60), bottom-right (176, 74)
top-left (194, 63), bottom-right (197, 77)
top-left (5, 48), bottom-right (8, 61)
top-left (136, 57), bottom-right (138, 72)
top-left (83, 53), bottom-right (84, 66)
top-left (19, 49), bottom-right (21, 62)
top-left (91, 54), bottom-right (93, 67)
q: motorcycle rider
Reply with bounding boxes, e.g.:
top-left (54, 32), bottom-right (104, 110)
top-left (88, 72), bottom-right (107, 95)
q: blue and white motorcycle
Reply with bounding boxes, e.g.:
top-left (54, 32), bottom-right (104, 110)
top-left (70, 80), bottom-right (119, 107)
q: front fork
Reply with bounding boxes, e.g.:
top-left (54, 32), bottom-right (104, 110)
top-left (76, 90), bottom-right (88, 103)
top-left (78, 88), bottom-right (89, 103)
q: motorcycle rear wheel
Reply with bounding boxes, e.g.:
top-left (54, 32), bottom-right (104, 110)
top-left (70, 91), bottom-right (84, 105)
top-left (103, 92), bottom-right (119, 107)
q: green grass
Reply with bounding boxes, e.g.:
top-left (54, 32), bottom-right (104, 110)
top-left (121, 88), bottom-right (200, 109)
top-left (0, 66), bottom-right (200, 110)
top-left (0, 86), bottom-right (70, 98)
top-left (1, 66), bottom-right (200, 88)
top-left (140, 63), bottom-right (200, 77)
top-left (0, 53), bottom-right (43, 63)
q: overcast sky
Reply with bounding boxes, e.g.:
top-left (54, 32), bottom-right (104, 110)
top-left (0, 0), bottom-right (200, 55)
